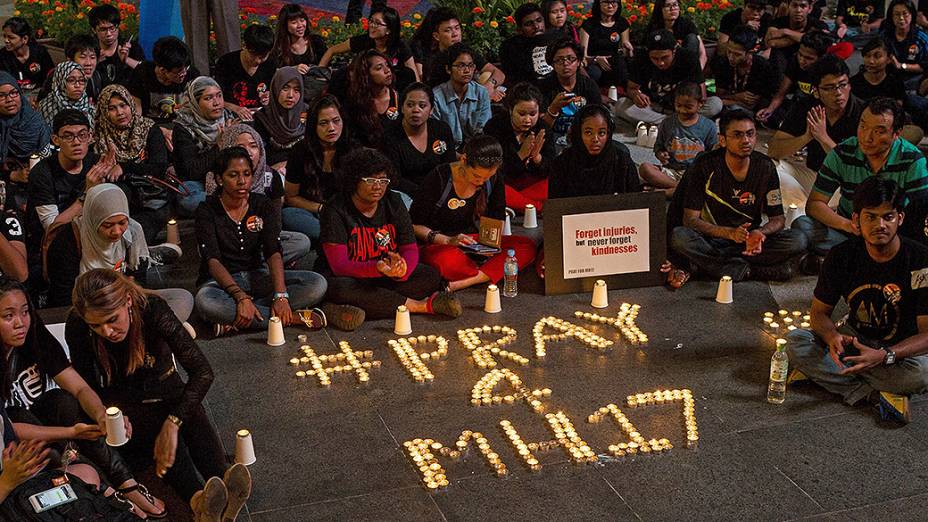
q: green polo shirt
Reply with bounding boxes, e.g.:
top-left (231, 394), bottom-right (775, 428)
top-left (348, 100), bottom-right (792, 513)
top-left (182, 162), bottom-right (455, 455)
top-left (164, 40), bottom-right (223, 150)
top-left (814, 137), bottom-right (928, 218)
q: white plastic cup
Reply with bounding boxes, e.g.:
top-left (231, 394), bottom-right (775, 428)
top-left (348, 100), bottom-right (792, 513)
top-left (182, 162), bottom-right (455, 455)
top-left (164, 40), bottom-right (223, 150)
top-left (165, 219), bottom-right (180, 245)
top-left (28, 154), bottom-right (39, 170)
top-left (647, 126), bottom-right (659, 148)
top-left (234, 429), bottom-right (257, 465)
top-left (715, 276), bottom-right (733, 304)
top-left (267, 316), bottom-right (285, 346)
top-left (636, 122), bottom-right (649, 147)
top-left (394, 305), bottom-right (412, 335)
top-left (503, 214), bottom-right (512, 236)
top-left (591, 280), bottom-right (609, 309)
top-left (785, 204), bottom-right (799, 228)
top-left (608, 86), bottom-right (618, 102)
top-left (484, 284), bottom-right (502, 313)
top-left (105, 407), bottom-right (128, 447)
top-left (523, 205), bottom-right (538, 229)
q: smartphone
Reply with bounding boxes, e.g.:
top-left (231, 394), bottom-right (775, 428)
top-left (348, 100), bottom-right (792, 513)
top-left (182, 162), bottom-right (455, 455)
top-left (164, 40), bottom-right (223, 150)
top-left (29, 484), bottom-right (78, 513)
top-left (563, 93), bottom-right (576, 99)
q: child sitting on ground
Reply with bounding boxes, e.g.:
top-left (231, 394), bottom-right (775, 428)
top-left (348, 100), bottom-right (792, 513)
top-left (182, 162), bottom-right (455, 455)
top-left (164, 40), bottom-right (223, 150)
top-left (638, 82), bottom-right (718, 197)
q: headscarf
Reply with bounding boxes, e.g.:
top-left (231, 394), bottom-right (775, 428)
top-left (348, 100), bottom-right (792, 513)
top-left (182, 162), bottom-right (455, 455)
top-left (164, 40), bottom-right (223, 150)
top-left (93, 84), bottom-right (155, 163)
top-left (75, 183), bottom-right (148, 275)
top-left (0, 72), bottom-right (49, 162)
top-left (207, 124), bottom-right (269, 194)
top-left (38, 61), bottom-right (94, 128)
top-left (173, 76), bottom-right (229, 151)
top-left (253, 67), bottom-right (306, 146)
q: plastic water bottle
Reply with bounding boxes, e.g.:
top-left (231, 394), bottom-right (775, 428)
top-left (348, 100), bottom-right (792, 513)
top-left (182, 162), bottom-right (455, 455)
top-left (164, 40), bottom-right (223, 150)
top-left (767, 342), bottom-right (788, 404)
top-left (503, 249), bottom-right (518, 297)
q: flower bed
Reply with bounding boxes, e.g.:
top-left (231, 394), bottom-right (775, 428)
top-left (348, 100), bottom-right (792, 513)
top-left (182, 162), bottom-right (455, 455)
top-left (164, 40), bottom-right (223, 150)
top-left (15, 0), bottom-right (139, 44)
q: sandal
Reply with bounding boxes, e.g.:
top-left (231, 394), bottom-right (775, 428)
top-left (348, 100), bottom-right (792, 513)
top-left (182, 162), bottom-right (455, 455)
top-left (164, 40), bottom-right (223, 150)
top-left (117, 483), bottom-right (167, 519)
top-left (666, 268), bottom-right (690, 290)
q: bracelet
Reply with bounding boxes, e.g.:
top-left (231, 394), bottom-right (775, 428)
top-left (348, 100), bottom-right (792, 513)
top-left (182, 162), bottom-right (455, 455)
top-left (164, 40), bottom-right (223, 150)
top-left (166, 414), bottom-right (183, 428)
top-left (427, 229), bottom-right (440, 244)
top-left (547, 107), bottom-right (559, 118)
top-left (234, 292), bottom-right (252, 303)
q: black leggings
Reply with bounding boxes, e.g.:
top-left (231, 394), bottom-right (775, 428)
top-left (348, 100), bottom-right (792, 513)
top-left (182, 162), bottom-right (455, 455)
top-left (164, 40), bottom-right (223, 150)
top-left (7, 388), bottom-right (135, 487)
top-left (325, 263), bottom-right (442, 319)
top-left (117, 400), bottom-right (227, 502)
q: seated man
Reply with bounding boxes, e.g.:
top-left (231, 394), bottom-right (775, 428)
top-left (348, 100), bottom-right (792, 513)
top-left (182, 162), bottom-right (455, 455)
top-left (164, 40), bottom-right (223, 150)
top-left (792, 97), bottom-right (928, 265)
top-left (419, 8), bottom-right (504, 100)
top-left (615, 30), bottom-right (722, 125)
top-left (431, 43), bottom-right (492, 152)
top-left (767, 55), bottom-right (864, 211)
top-left (717, 0), bottom-right (772, 54)
top-left (38, 34), bottom-right (103, 103)
top-left (764, 0), bottom-right (829, 73)
top-left (710, 25), bottom-right (782, 114)
top-left (214, 24), bottom-right (276, 122)
top-left (756, 30), bottom-right (833, 126)
top-left (499, 3), bottom-right (557, 86)
top-left (786, 177), bottom-right (928, 424)
top-left (669, 109), bottom-right (808, 284)
top-left (89, 3), bottom-right (144, 89)
top-left (127, 36), bottom-right (200, 124)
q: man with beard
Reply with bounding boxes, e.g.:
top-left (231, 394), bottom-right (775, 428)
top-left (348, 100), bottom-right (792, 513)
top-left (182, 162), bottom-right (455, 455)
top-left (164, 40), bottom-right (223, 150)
top-left (787, 176), bottom-right (928, 423)
top-left (792, 97), bottom-right (928, 266)
top-left (668, 109), bottom-right (807, 285)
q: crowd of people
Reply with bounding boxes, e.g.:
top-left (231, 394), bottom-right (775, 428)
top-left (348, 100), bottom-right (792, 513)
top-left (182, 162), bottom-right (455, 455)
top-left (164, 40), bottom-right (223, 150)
top-left (1, 0), bottom-right (928, 516)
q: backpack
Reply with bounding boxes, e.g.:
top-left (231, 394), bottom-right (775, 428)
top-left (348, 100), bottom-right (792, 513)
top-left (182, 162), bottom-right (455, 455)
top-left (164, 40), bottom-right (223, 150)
top-left (0, 470), bottom-right (139, 521)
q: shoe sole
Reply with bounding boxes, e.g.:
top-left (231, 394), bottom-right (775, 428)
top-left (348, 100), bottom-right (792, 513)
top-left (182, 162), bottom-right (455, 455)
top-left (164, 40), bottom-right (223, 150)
top-left (879, 392), bottom-right (911, 424)
top-left (322, 304), bottom-right (366, 331)
top-left (199, 476), bottom-right (228, 522)
top-left (222, 463), bottom-right (252, 522)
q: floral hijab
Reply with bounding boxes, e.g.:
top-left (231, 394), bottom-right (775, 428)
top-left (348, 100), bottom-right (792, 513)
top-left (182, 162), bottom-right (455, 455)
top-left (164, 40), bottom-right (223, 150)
top-left (93, 84), bottom-right (155, 162)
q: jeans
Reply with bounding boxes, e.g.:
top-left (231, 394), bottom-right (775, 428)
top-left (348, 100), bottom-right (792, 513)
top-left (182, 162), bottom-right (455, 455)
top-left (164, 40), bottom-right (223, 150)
top-left (280, 230), bottom-right (312, 265)
top-left (195, 269), bottom-right (327, 329)
top-left (324, 264), bottom-right (441, 320)
top-left (670, 226), bottom-right (808, 281)
top-left (177, 181), bottom-right (207, 218)
top-left (6, 388), bottom-right (135, 487)
top-left (791, 215), bottom-right (852, 256)
top-left (786, 326), bottom-right (928, 405)
top-left (281, 207), bottom-right (321, 242)
top-left (150, 288), bottom-right (194, 322)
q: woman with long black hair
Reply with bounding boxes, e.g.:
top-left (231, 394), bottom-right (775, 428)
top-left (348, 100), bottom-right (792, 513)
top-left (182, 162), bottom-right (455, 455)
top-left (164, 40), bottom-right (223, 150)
top-left (271, 3), bottom-right (328, 72)
top-left (343, 49), bottom-right (399, 149)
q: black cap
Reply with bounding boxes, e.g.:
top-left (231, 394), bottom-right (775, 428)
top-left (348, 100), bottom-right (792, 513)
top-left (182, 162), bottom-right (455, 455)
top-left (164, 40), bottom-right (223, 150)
top-left (647, 30), bottom-right (677, 51)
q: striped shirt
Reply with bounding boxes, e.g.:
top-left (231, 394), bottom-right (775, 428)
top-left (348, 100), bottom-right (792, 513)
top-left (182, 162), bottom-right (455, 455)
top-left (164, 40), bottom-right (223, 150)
top-left (814, 137), bottom-right (928, 218)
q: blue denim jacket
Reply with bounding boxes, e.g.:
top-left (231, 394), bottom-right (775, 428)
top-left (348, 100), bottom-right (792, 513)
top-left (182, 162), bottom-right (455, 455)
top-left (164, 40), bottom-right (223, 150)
top-left (431, 80), bottom-right (491, 150)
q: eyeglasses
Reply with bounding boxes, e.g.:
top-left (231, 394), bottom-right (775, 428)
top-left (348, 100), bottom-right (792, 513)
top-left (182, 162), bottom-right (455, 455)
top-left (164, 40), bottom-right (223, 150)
top-left (57, 131), bottom-right (92, 144)
top-left (451, 62), bottom-right (476, 70)
top-left (663, 2), bottom-right (680, 9)
top-left (0, 89), bottom-right (20, 101)
top-left (65, 77), bottom-right (87, 86)
top-left (95, 24), bottom-right (118, 34)
top-left (817, 81), bottom-right (850, 93)
top-left (553, 56), bottom-right (578, 65)
top-left (370, 20), bottom-right (388, 27)
top-left (601, 0), bottom-right (619, 5)
top-left (360, 177), bottom-right (391, 187)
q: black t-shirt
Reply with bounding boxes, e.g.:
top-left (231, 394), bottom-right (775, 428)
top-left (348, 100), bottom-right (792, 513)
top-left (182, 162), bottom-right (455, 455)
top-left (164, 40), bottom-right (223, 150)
top-left (127, 61), bottom-right (201, 123)
top-left (784, 54), bottom-right (816, 96)
top-left (710, 53), bottom-right (781, 99)
top-left (670, 16), bottom-right (699, 42)
top-left (285, 142), bottom-right (341, 202)
top-left (278, 35), bottom-right (328, 67)
top-left (483, 114), bottom-right (555, 187)
top-left (96, 44), bottom-right (146, 88)
top-left (499, 32), bottom-right (558, 85)
top-left (580, 18), bottom-right (631, 58)
top-left (539, 73), bottom-right (602, 139)
top-left (629, 48), bottom-right (703, 107)
top-left (194, 192), bottom-right (282, 283)
top-left (349, 35), bottom-right (413, 71)
top-left (770, 16), bottom-right (830, 59)
top-left (779, 94), bottom-right (865, 171)
top-left (424, 49), bottom-right (488, 87)
top-left (0, 206), bottom-right (24, 280)
top-left (381, 119), bottom-right (456, 195)
top-left (409, 163), bottom-right (506, 236)
top-left (214, 51), bottom-right (277, 110)
top-left (719, 9), bottom-right (772, 38)
top-left (0, 44), bottom-right (54, 89)
top-left (850, 70), bottom-right (907, 103)
top-left (815, 237), bottom-right (928, 345)
top-left (836, 0), bottom-right (883, 26)
top-left (682, 148), bottom-right (783, 228)
top-left (317, 191), bottom-right (415, 272)
top-left (5, 315), bottom-right (70, 410)
top-left (26, 154), bottom-right (98, 244)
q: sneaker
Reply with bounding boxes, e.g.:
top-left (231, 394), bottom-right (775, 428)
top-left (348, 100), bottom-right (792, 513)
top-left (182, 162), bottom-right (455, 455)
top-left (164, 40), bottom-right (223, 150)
top-left (183, 321), bottom-right (197, 339)
top-left (149, 243), bottom-right (182, 265)
top-left (222, 463), bottom-right (252, 522)
top-left (428, 291), bottom-right (463, 318)
top-left (800, 254), bottom-right (824, 276)
top-left (191, 476), bottom-right (227, 522)
top-left (321, 303), bottom-right (366, 331)
top-left (749, 262), bottom-right (795, 282)
top-left (213, 323), bottom-right (237, 338)
top-left (786, 368), bottom-right (808, 384)
top-left (297, 308), bottom-right (327, 330)
top-left (876, 391), bottom-right (911, 424)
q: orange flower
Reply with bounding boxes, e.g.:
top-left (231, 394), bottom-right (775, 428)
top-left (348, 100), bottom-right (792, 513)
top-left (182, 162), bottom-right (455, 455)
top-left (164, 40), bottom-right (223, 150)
top-left (473, 20), bottom-right (484, 28)
top-left (639, 5), bottom-right (647, 14)
top-left (490, 20), bottom-right (499, 28)
top-left (505, 15), bottom-right (516, 24)
top-left (629, 14), bottom-right (637, 22)
top-left (472, 7), bottom-right (484, 14)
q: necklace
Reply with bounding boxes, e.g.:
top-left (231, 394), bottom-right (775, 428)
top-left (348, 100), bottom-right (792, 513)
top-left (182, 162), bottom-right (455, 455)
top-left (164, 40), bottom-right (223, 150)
top-left (221, 197), bottom-right (249, 223)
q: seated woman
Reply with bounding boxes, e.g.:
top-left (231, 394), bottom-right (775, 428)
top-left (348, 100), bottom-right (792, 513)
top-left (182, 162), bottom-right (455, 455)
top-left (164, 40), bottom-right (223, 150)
top-left (252, 66), bottom-right (306, 173)
top-left (319, 6), bottom-right (418, 89)
top-left (343, 50), bottom-right (399, 149)
top-left (430, 43), bottom-right (492, 153)
top-left (45, 183), bottom-right (194, 327)
top-left (382, 82), bottom-right (456, 198)
top-left (483, 82), bottom-right (555, 213)
top-left (0, 276), bottom-right (167, 518)
top-left (173, 76), bottom-right (237, 217)
top-left (410, 135), bottom-right (537, 291)
top-left (94, 83), bottom-right (171, 245)
top-left (214, 123), bottom-right (312, 265)
top-left (0, 72), bottom-right (51, 165)
top-left (544, 0), bottom-right (580, 43)
top-left (579, 0), bottom-right (632, 89)
top-left (647, 0), bottom-right (707, 67)
top-left (38, 61), bottom-right (95, 129)
top-left (318, 148), bottom-right (461, 330)
top-left (66, 269), bottom-right (227, 503)
top-left (194, 147), bottom-right (327, 335)
top-left (283, 95), bottom-right (353, 244)
top-left (548, 104), bottom-right (640, 198)
top-left (271, 3), bottom-right (328, 72)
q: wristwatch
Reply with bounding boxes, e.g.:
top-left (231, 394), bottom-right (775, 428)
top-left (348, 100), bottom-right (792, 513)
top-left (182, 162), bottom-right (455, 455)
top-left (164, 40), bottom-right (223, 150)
top-left (884, 348), bottom-right (897, 365)
top-left (167, 414), bottom-right (183, 428)
top-left (273, 292), bottom-right (290, 302)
